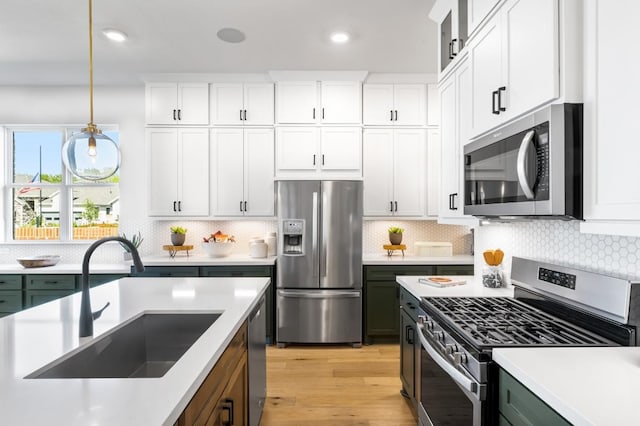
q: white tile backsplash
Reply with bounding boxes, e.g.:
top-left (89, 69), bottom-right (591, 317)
top-left (475, 220), bottom-right (640, 280)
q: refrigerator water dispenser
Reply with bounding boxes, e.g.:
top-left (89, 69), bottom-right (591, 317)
top-left (282, 220), bottom-right (304, 255)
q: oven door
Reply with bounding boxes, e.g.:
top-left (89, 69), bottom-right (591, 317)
top-left (417, 322), bottom-right (485, 426)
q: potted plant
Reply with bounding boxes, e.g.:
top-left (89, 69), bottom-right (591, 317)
top-left (388, 226), bottom-right (404, 245)
top-left (119, 231), bottom-right (143, 261)
top-left (170, 226), bottom-right (187, 246)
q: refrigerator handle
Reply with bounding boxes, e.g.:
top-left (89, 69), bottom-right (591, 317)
top-left (312, 191), bottom-right (319, 281)
top-left (320, 190), bottom-right (328, 279)
top-left (278, 289), bottom-right (361, 298)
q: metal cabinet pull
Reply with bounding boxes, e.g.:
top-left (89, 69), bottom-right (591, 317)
top-left (448, 41), bottom-right (454, 60)
top-left (322, 107), bottom-right (325, 119)
top-left (177, 201), bottom-right (181, 212)
top-left (240, 201), bottom-right (243, 212)
top-left (394, 110), bottom-right (398, 121)
top-left (390, 201), bottom-right (394, 212)
top-left (390, 110), bottom-right (394, 121)
top-left (177, 109), bottom-right (182, 120)
top-left (243, 109), bottom-right (247, 121)
top-left (406, 325), bottom-right (414, 344)
top-left (244, 201), bottom-right (247, 212)
top-left (322, 154), bottom-right (325, 165)
top-left (498, 86), bottom-right (506, 112)
top-left (222, 398), bottom-right (235, 425)
top-left (173, 201), bottom-right (177, 212)
top-left (452, 193), bottom-right (458, 210)
top-left (240, 109), bottom-right (243, 121)
top-left (313, 154), bottom-right (316, 165)
top-left (394, 201), bottom-right (398, 212)
top-left (312, 107), bottom-right (316, 119)
top-left (492, 91), bottom-right (499, 114)
top-left (172, 109), bottom-right (177, 120)
top-left (451, 38), bottom-right (458, 57)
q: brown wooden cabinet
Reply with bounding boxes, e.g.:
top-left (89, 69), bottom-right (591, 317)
top-left (176, 322), bottom-right (248, 426)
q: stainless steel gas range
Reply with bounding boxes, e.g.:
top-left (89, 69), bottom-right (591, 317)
top-left (415, 257), bottom-right (640, 426)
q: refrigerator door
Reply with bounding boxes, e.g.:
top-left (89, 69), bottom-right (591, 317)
top-left (320, 181), bottom-right (363, 290)
top-left (277, 180), bottom-right (320, 289)
top-left (277, 289), bottom-right (362, 344)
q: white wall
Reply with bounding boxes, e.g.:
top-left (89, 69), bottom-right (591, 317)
top-left (475, 221), bottom-right (640, 281)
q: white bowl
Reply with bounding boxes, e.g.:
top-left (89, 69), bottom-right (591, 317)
top-left (202, 241), bottom-right (233, 258)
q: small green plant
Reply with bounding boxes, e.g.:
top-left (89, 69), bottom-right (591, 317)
top-left (120, 231), bottom-right (143, 252)
top-left (170, 226), bottom-right (187, 234)
top-left (388, 226), bottom-right (404, 234)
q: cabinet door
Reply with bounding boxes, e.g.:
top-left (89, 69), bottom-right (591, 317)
top-left (363, 128), bottom-right (394, 216)
top-left (177, 83), bottom-right (209, 125)
top-left (363, 84), bottom-right (395, 125)
top-left (320, 81), bottom-right (361, 124)
top-left (439, 73), bottom-right (457, 219)
top-left (456, 60), bottom-right (472, 215)
top-left (275, 127), bottom-right (319, 174)
top-left (244, 128), bottom-right (275, 216)
top-left (400, 308), bottom-right (415, 400)
top-left (210, 83), bottom-right (244, 125)
top-left (394, 129), bottom-right (426, 216)
top-left (147, 128), bottom-right (179, 216)
top-left (503, 0), bottom-right (558, 119)
top-left (178, 128), bottom-right (210, 216)
top-left (320, 127), bottom-right (362, 172)
top-left (276, 81), bottom-right (318, 124)
top-left (212, 128), bottom-right (245, 216)
top-left (426, 129), bottom-right (441, 217)
top-left (394, 84), bottom-right (427, 126)
top-left (470, 15), bottom-right (503, 137)
top-left (427, 84), bottom-right (440, 126)
top-left (244, 83), bottom-right (274, 125)
top-left (365, 281), bottom-right (399, 339)
top-left (145, 83), bottom-right (177, 125)
top-left (468, 0), bottom-right (500, 35)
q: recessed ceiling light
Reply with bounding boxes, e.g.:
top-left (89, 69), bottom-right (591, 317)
top-left (102, 28), bottom-right (128, 42)
top-left (330, 31), bottom-right (350, 44)
top-left (217, 28), bottom-right (246, 43)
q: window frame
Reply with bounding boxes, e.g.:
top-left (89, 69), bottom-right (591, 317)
top-left (4, 125), bottom-right (119, 243)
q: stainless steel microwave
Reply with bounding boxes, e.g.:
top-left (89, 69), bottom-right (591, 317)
top-left (463, 103), bottom-right (583, 220)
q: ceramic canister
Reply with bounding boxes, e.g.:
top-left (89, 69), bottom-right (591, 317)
top-left (249, 239), bottom-right (268, 258)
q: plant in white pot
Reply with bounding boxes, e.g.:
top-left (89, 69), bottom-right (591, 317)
top-left (388, 226), bottom-right (404, 245)
top-left (119, 231), bottom-right (143, 261)
top-left (170, 226), bottom-right (187, 246)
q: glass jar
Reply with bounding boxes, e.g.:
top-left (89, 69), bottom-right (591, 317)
top-left (482, 265), bottom-right (504, 288)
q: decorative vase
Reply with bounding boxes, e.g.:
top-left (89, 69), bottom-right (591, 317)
top-left (171, 233), bottom-right (186, 246)
top-left (389, 232), bottom-right (403, 245)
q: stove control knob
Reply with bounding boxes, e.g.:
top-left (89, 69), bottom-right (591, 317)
top-left (417, 315), bottom-right (427, 325)
top-left (454, 352), bottom-right (468, 364)
top-left (445, 343), bottom-right (458, 354)
top-left (435, 331), bottom-right (445, 342)
top-left (426, 320), bottom-right (434, 331)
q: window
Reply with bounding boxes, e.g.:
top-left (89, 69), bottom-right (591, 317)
top-left (8, 127), bottom-right (119, 241)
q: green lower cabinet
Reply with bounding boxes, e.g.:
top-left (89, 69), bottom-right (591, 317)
top-left (24, 274), bottom-right (77, 309)
top-left (130, 266), bottom-right (200, 277)
top-left (365, 281), bottom-right (400, 342)
top-left (499, 368), bottom-right (570, 426)
top-left (25, 289), bottom-right (76, 308)
top-left (0, 291), bottom-right (23, 314)
top-left (435, 264), bottom-right (475, 275)
top-left (88, 274), bottom-right (129, 288)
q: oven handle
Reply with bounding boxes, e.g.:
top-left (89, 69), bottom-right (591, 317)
top-left (516, 130), bottom-right (536, 200)
top-left (417, 323), bottom-right (478, 394)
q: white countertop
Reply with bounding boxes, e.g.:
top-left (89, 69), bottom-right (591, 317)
top-left (363, 254), bottom-right (474, 265)
top-left (0, 263), bottom-right (130, 274)
top-left (0, 276), bottom-right (270, 425)
top-left (396, 275), bottom-right (514, 299)
top-left (494, 347), bottom-right (640, 426)
top-left (142, 254), bottom-right (277, 266)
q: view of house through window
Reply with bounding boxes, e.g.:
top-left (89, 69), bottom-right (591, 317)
top-left (10, 128), bottom-right (120, 241)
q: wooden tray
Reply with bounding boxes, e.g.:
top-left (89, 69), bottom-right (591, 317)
top-left (162, 245), bottom-right (194, 258)
top-left (383, 244), bottom-right (407, 257)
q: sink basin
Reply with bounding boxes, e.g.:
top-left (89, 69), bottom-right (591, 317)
top-left (26, 312), bottom-right (221, 379)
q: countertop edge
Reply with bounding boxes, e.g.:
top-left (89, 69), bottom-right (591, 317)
top-left (363, 254), bottom-right (474, 265)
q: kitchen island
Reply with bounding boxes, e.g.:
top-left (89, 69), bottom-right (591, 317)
top-left (0, 276), bottom-right (269, 425)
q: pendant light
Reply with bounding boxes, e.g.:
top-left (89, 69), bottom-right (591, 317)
top-left (62, 0), bottom-right (120, 181)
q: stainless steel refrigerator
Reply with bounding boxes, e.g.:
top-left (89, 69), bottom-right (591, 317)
top-left (276, 180), bottom-right (363, 346)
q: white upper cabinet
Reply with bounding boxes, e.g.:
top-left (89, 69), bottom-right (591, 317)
top-left (363, 84), bottom-right (427, 126)
top-left (211, 128), bottom-right (274, 217)
top-left (147, 128), bottom-right (209, 217)
top-left (275, 127), bottom-right (362, 178)
top-left (469, 0), bottom-right (559, 138)
top-left (210, 83), bottom-right (274, 125)
top-left (362, 128), bottom-right (426, 217)
top-left (145, 83), bottom-right (209, 125)
top-left (581, 0), bottom-right (640, 236)
top-left (430, 0), bottom-right (469, 75)
top-left (427, 84), bottom-right (440, 126)
top-left (468, 0), bottom-right (501, 35)
top-left (276, 81), bottom-right (361, 124)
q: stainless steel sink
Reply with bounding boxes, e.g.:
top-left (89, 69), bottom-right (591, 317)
top-left (26, 312), bottom-right (221, 379)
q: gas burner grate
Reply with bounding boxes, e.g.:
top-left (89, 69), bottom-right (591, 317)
top-left (422, 297), bottom-right (613, 348)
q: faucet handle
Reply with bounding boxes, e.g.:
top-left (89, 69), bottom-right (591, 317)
top-left (92, 302), bottom-right (111, 320)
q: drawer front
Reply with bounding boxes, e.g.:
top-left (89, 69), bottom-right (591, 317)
top-left (435, 265), bottom-right (474, 276)
top-left (25, 275), bottom-right (76, 290)
top-left (0, 275), bottom-right (22, 290)
top-left (199, 266), bottom-right (272, 277)
top-left (131, 266), bottom-right (199, 277)
top-left (88, 274), bottom-right (128, 288)
top-left (0, 291), bottom-right (23, 313)
top-left (365, 265), bottom-right (436, 281)
top-left (25, 289), bottom-right (75, 308)
top-left (399, 287), bottom-right (420, 322)
top-left (499, 369), bottom-right (571, 426)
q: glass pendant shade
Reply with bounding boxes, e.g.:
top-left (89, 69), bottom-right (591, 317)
top-left (62, 126), bottom-right (120, 180)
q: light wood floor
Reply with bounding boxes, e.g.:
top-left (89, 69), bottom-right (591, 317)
top-left (260, 344), bottom-right (417, 426)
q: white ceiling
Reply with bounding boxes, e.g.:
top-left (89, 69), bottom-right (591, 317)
top-left (0, 0), bottom-right (437, 85)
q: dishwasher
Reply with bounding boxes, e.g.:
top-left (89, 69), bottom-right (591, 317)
top-left (248, 296), bottom-right (266, 426)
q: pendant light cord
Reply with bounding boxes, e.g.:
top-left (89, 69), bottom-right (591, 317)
top-left (88, 0), bottom-right (94, 126)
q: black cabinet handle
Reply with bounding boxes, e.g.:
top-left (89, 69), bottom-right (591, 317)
top-left (452, 193), bottom-right (458, 210)
top-left (492, 90), bottom-right (499, 114)
top-left (313, 154), bottom-right (316, 165)
top-left (244, 201), bottom-right (247, 212)
top-left (240, 109), bottom-right (243, 121)
top-left (312, 108), bottom-right (316, 119)
top-left (44, 281), bottom-right (58, 285)
top-left (394, 110), bottom-right (398, 121)
top-left (177, 109), bottom-right (182, 120)
top-left (498, 86), bottom-right (506, 112)
top-left (406, 325), bottom-right (414, 344)
top-left (394, 201), bottom-right (398, 212)
top-left (243, 109), bottom-right (247, 121)
top-left (223, 398), bottom-right (235, 425)
top-left (390, 201), bottom-right (394, 212)
top-left (177, 201), bottom-right (181, 212)
top-left (448, 41), bottom-right (454, 60)
top-left (240, 201), bottom-right (243, 212)
top-left (390, 110), bottom-right (394, 121)
top-left (172, 109), bottom-right (177, 120)
top-left (173, 201), bottom-right (177, 212)
top-left (451, 38), bottom-right (458, 57)
top-left (322, 154), bottom-right (325, 165)
top-left (322, 107), bottom-right (325, 119)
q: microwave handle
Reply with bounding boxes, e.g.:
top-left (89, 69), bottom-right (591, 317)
top-left (516, 130), bottom-right (536, 200)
